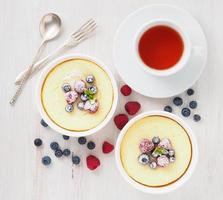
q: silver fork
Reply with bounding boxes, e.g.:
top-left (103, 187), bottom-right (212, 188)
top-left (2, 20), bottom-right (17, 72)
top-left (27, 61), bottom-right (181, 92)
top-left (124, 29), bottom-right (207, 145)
top-left (14, 19), bottom-right (97, 85)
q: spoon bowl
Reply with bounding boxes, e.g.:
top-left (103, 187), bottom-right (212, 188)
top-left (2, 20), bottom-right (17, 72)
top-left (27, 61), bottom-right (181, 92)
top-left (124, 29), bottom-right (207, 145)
top-left (39, 13), bottom-right (62, 41)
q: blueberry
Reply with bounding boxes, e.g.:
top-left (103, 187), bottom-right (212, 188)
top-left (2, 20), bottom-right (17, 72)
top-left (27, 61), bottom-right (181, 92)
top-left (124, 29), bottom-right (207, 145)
top-left (62, 135), bottom-right (70, 140)
top-left (34, 138), bottom-right (42, 147)
top-left (88, 86), bottom-right (97, 94)
top-left (181, 108), bottom-right (191, 117)
top-left (78, 137), bottom-right (87, 145)
top-left (80, 93), bottom-right (88, 101)
top-left (86, 75), bottom-right (95, 84)
top-left (62, 83), bottom-right (71, 93)
top-left (189, 101), bottom-right (197, 109)
top-left (187, 88), bottom-right (194, 96)
top-left (193, 114), bottom-right (201, 122)
top-left (63, 149), bottom-right (71, 156)
top-left (87, 141), bottom-right (95, 150)
top-left (72, 155), bottom-right (81, 165)
top-left (77, 102), bottom-right (85, 110)
top-left (42, 156), bottom-right (51, 166)
top-left (55, 149), bottom-right (63, 158)
top-left (138, 154), bottom-right (150, 165)
top-left (50, 142), bottom-right (59, 151)
top-left (173, 97), bottom-right (183, 106)
top-left (40, 119), bottom-right (48, 127)
top-left (164, 105), bottom-right (172, 113)
top-left (65, 104), bottom-right (74, 113)
top-left (152, 136), bottom-right (160, 145)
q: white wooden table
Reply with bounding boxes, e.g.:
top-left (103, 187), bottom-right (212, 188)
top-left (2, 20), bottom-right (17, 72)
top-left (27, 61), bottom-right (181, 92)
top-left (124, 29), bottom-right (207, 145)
top-left (0, 0), bottom-right (222, 199)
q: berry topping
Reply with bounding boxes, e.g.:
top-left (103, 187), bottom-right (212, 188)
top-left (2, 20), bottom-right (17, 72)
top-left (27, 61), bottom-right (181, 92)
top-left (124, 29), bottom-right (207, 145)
top-left (181, 107), bottom-right (191, 117)
top-left (114, 114), bottom-right (129, 130)
top-left (55, 149), bottom-right (63, 158)
top-left (169, 156), bottom-right (176, 163)
top-left (120, 85), bottom-right (132, 96)
top-left (158, 138), bottom-right (172, 150)
top-left (86, 75), bottom-right (95, 83)
top-left (138, 154), bottom-right (150, 165)
top-left (62, 135), bottom-right (70, 140)
top-left (65, 91), bottom-right (78, 104)
top-left (34, 138), bottom-right (42, 147)
top-left (168, 149), bottom-right (175, 157)
top-left (173, 97), bottom-right (183, 106)
top-left (193, 114), bottom-right (201, 122)
top-left (189, 101), bottom-right (197, 109)
top-left (74, 80), bottom-right (86, 93)
top-left (139, 139), bottom-right (154, 153)
top-left (78, 137), bottom-right (87, 145)
top-left (87, 141), bottom-right (96, 150)
top-left (164, 105), bottom-right (172, 113)
top-left (86, 155), bottom-right (100, 170)
top-left (80, 93), bottom-right (88, 101)
top-left (157, 155), bottom-right (169, 167)
top-left (152, 136), bottom-right (160, 145)
top-left (50, 142), bottom-right (59, 151)
top-left (72, 155), bottom-right (81, 165)
top-left (149, 161), bottom-right (157, 169)
top-left (125, 101), bottom-right (141, 115)
top-left (77, 102), bottom-right (85, 110)
top-left (63, 149), bottom-right (71, 156)
top-left (102, 141), bottom-right (114, 154)
top-left (42, 156), bottom-right (51, 166)
top-left (40, 119), bottom-right (48, 127)
top-left (88, 86), bottom-right (97, 94)
top-left (65, 104), bottom-right (74, 113)
top-left (187, 88), bottom-right (194, 96)
top-left (62, 83), bottom-right (71, 93)
top-left (84, 100), bottom-right (99, 113)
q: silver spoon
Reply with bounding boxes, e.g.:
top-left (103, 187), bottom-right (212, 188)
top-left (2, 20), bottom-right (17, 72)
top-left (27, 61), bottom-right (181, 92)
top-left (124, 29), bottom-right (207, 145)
top-left (9, 13), bottom-right (62, 105)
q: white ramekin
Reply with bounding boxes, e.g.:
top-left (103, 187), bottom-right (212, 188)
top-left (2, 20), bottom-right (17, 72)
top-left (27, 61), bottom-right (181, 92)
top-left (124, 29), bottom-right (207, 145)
top-left (115, 111), bottom-right (198, 194)
top-left (36, 54), bottom-right (118, 137)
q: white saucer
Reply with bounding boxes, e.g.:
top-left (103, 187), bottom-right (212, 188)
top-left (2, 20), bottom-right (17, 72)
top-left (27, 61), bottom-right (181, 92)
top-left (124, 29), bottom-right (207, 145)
top-left (113, 4), bottom-right (207, 98)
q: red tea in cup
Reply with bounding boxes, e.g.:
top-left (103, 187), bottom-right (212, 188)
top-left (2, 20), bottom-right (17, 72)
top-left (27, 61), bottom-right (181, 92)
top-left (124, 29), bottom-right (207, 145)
top-left (138, 25), bottom-right (184, 70)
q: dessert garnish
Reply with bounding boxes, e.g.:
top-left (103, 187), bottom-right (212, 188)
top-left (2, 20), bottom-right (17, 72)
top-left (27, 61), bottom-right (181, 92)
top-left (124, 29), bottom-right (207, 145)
top-left (114, 114), bottom-right (129, 130)
top-left (120, 84), bottom-right (132, 96)
top-left (138, 137), bottom-right (176, 169)
top-left (61, 74), bottom-right (99, 114)
top-left (86, 155), bottom-right (101, 170)
top-left (125, 101), bottom-right (141, 115)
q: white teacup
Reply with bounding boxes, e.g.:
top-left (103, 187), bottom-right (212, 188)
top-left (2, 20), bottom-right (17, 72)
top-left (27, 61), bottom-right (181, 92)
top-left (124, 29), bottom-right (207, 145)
top-left (135, 19), bottom-right (191, 77)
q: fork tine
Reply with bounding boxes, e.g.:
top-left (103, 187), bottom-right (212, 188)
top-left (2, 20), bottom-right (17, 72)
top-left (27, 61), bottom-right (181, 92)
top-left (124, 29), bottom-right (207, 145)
top-left (74, 25), bottom-right (97, 42)
top-left (72, 21), bottom-right (97, 39)
top-left (71, 19), bottom-right (95, 37)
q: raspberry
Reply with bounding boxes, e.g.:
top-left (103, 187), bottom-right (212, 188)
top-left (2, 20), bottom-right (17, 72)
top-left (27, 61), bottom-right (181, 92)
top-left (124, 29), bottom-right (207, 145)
top-left (102, 141), bottom-right (114, 154)
top-left (125, 101), bottom-right (141, 115)
top-left (120, 85), bottom-right (132, 96)
top-left (139, 139), bottom-right (154, 153)
top-left (86, 155), bottom-right (100, 170)
top-left (114, 114), bottom-right (129, 130)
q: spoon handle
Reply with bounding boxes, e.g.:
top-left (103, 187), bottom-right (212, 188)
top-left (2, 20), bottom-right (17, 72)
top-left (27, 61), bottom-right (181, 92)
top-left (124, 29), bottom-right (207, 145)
top-left (9, 40), bottom-right (47, 105)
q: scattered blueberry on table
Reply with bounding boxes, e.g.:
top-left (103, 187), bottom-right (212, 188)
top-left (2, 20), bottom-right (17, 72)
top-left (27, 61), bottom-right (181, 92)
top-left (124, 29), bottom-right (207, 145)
top-left (173, 97), bottom-right (183, 106)
top-left (78, 137), bottom-right (87, 145)
top-left (181, 107), bottom-right (191, 117)
top-left (187, 88), bottom-right (194, 96)
top-left (87, 141), bottom-right (96, 150)
top-left (55, 149), bottom-right (63, 158)
top-left (42, 156), bottom-right (51, 166)
top-left (72, 155), bottom-right (81, 165)
top-left (193, 114), bottom-right (201, 122)
top-left (62, 135), bottom-right (70, 140)
top-left (40, 119), bottom-right (48, 127)
top-left (34, 138), bottom-right (42, 147)
top-left (63, 149), bottom-right (71, 156)
top-left (164, 105), bottom-right (172, 113)
top-left (189, 101), bottom-right (197, 109)
top-left (50, 142), bottom-right (59, 151)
